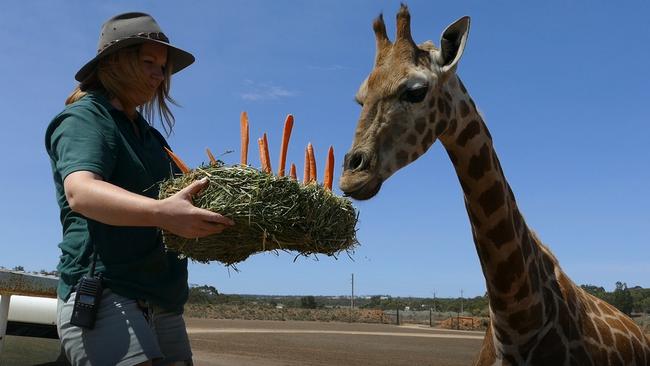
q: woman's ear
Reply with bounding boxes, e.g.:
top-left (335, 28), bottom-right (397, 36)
top-left (435, 16), bottom-right (471, 74)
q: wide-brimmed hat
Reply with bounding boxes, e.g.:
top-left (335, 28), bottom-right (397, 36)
top-left (75, 12), bottom-right (195, 82)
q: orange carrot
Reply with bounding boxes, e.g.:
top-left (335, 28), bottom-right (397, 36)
top-left (303, 147), bottom-right (311, 184)
top-left (290, 163), bottom-right (297, 180)
top-left (206, 148), bottom-right (217, 166)
top-left (323, 146), bottom-right (334, 190)
top-left (240, 111), bottom-right (249, 165)
top-left (262, 133), bottom-right (272, 174)
top-left (277, 114), bottom-right (294, 177)
top-left (164, 146), bottom-right (190, 174)
top-left (307, 143), bottom-right (317, 183)
top-left (258, 138), bottom-right (268, 173)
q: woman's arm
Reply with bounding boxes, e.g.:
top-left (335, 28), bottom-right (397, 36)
top-left (64, 170), bottom-right (233, 238)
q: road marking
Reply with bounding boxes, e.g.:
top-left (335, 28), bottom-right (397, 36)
top-left (187, 328), bottom-right (484, 340)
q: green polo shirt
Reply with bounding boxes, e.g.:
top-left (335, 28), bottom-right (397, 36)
top-left (45, 91), bottom-right (188, 313)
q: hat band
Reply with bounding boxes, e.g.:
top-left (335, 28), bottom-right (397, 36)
top-left (97, 32), bottom-right (169, 53)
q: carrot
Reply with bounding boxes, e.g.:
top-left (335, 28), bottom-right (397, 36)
top-left (290, 163), bottom-right (297, 180)
top-left (240, 111), bottom-right (249, 165)
top-left (206, 148), bottom-right (217, 166)
top-left (258, 138), bottom-right (268, 173)
top-left (303, 147), bottom-right (311, 184)
top-left (323, 146), bottom-right (334, 190)
top-left (163, 146), bottom-right (190, 174)
top-left (307, 143), bottom-right (317, 183)
top-left (277, 114), bottom-right (294, 177)
top-left (262, 133), bottom-right (272, 174)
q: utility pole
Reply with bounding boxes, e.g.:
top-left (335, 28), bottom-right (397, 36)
top-left (351, 273), bottom-right (355, 310)
top-left (460, 289), bottom-right (464, 314)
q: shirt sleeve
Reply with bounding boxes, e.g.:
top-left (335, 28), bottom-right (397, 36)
top-left (47, 108), bottom-right (117, 181)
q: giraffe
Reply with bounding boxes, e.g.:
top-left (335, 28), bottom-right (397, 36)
top-left (339, 5), bottom-right (650, 365)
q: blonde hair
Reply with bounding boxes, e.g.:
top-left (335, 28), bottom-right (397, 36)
top-left (66, 44), bottom-right (177, 135)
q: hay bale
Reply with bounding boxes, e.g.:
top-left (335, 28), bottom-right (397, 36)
top-left (158, 163), bottom-right (359, 266)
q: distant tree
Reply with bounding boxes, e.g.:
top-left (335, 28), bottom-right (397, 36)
top-left (300, 296), bottom-right (317, 309)
top-left (12, 265), bottom-right (24, 271)
top-left (610, 282), bottom-right (634, 316)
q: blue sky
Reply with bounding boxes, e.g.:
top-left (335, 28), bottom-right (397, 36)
top-left (0, 1), bottom-right (648, 298)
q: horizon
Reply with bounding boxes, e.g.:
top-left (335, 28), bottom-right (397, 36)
top-left (1, 1), bottom-right (648, 299)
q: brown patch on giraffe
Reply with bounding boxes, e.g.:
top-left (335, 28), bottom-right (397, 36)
top-left (608, 350), bottom-right (625, 366)
top-left (528, 259), bottom-right (540, 292)
top-left (493, 249), bottom-right (524, 293)
top-left (481, 120), bottom-right (493, 141)
top-left (543, 287), bottom-right (557, 321)
top-left (428, 110), bottom-right (437, 124)
top-left (630, 337), bottom-right (648, 366)
top-left (381, 135), bottom-right (394, 153)
top-left (508, 301), bottom-right (542, 335)
top-left (434, 119), bottom-right (448, 136)
top-left (446, 118), bottom-right (457, 136)
top-left (458, 100), bottom-right (470, 118)
top-left (614, 332), bottom-right (634, 365)
top-left (428, 96), bottom-right (436, 108)
top-left (486, 218), bottom-right (515, 249)
top-left (391, 123), bottom-right (407, 137)
top-left (456, 119), bottom-right (480, 147)
top-left (458, 78), bottom-right (468, 94)
top-left (584, 342), bottom-right (607, 365)
top-left (406, 134), bottom-right (417, 146)
top-left (468, 144), bottom-right (492, 181)
top-left (582, 316), bottom-right (600, 343)
top-left (620, 315), bottom-right (644, 340)
top-left (493, 322), bottom-right (513, 345)
top-left (569, 345), bottom-right (593, 366)
top-left (420, 129), bottom-right (434, 151)
top-left (520, 227), bottom-right (532, 259)
top-left (594, 317), bottom-right (614, 345)
top-left (557, 300), bottom-right (580, 341)
top-left (444, 91), bottom-right (452, 101)
top-left (604, 317), bottom-right (628, 335)
top-left (396, 150), bottom-right (409, 166)
top-left (414, 117), bottom-right (427, 134)
top-left (410, 152), bottom-right (419, 162)
top-left (468, 207), bottom-right (482, 229)
top-left (529, 328), bottom-right (567, 365)
top-left (518, 334), bottom-right (538, 359)
top-left (478, 180), bottom-right (504, 217)
top-left (513, 278), bottom-right (530, 302)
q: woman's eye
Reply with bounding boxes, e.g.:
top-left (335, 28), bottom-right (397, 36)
top-left (402, 86), bottom-right (429, 103)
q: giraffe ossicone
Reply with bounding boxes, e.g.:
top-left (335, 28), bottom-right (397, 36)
top-left (340, 4), bottom-right (650, 365)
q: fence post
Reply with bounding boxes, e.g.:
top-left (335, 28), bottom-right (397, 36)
top-left (396, 307), bottom-right (400, 326)
top-left (429, 308), bottom-right (433, 327)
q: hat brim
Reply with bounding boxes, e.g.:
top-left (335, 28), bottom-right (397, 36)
top-left (75, 38), bottom-right (195, 82)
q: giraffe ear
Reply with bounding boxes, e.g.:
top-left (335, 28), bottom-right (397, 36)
top-left (437, 16), bottom-right (471, 73)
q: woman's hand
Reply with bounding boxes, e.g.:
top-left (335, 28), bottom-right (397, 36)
top-left (156, 178), bottom-right (234, 239)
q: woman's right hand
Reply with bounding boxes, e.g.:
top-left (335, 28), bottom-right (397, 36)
top-left (157, 178), bottom-right (234, 239)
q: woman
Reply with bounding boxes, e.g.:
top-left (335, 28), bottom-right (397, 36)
top-left (44, 12), bottom-right (232, 365)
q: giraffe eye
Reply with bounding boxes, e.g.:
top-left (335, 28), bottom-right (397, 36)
top-left (402, 85), bottom-right (429, 103)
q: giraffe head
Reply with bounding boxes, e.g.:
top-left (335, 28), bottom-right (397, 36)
top-left (340, 5), bottom-right (470, 200)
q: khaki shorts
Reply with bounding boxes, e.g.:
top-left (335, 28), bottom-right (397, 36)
top-left (57, 288), bottom-right (192, 366)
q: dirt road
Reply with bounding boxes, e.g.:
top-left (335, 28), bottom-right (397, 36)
top-left (187, 318), bottom-right (484, 366)
top-left (1, 318), bottom-right (484, 365)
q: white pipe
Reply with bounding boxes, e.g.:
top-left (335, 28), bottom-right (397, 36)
top-left (0, 294), bottom-right (11, 355)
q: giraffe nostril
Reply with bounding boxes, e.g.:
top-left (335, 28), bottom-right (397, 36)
top-left (345, 151), bottom-right (369, 172)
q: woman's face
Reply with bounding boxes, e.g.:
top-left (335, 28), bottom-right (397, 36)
top-left (138, 41), bottom-right (168, 102)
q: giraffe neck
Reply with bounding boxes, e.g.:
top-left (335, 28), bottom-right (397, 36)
top-left (436, 77), bottom-right (547, 345)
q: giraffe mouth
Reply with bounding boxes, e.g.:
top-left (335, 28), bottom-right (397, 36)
top-left (339, 174), bottom-right (383, 200)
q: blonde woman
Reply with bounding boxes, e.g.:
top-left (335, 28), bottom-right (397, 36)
top-left (45, 13), bottom-right (232, 365)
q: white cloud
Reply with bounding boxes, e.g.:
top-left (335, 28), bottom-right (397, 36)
top-left (239, 81), bottom-right (298, 101)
